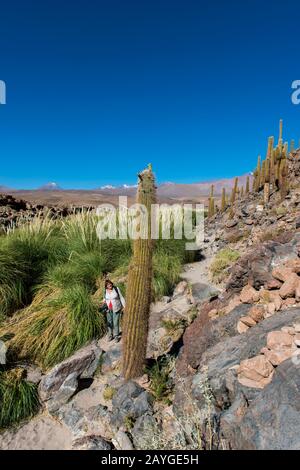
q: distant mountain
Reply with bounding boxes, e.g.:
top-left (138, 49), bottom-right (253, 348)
top-left (0, 185), bottom-right (12, 193)
top-left (97, 174), bottom-right (253, 199)
top-left (37, 182), bottom-right (63, 191)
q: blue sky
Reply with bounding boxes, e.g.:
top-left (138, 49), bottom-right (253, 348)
top-left (0, 0), bottom-right (300, 189)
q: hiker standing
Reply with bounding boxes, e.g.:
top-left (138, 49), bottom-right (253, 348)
top-left (102, 279), bottom-right (125, 342)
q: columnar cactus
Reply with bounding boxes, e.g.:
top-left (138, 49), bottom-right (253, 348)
top-left (245, 176), bottom-right (250, 194)
top-left (122, 165), bottom-right (156, 379)
top-left (221, 187), bottom-right (226, 212)
top-left (230, 177), bottom-right (239, 204)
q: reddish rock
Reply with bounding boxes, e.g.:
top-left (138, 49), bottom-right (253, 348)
top-left (267, 302), bottom-right (276, 316)
top-left (264, 278), bottom-right (283, 290)
top-left (240, 285), bottom-right (260, 304)
top-left (283, 298), bottom-right (297, 308)
top-left (269, 291), bottom-right (283, 311)
top-left (281, 326), bottom-right (296, 335)
top-left (248, 305), bottom-right (265, 322)
top-left (237, 320), bottom-right (250, 334)
top-left (240, 316), bottom-right (257, 327)
top-left (284, 258), bottom-right (300, 274)
top-left (294, 334), bottom-right (300, 347)
top-left (237, 355), bottom-right (274, 389)
top-left (267, 331), bottom-right (293, 351)
top-left (263, 348), bottom-right (293, 366)
top-left (279, 273), bottom-right (299, 299)
top-left (295, 279), bottom-right (300, 302)
top-left (272, 266), bottom-right (294, 282)
top-left (294, 323), bottom-right (300, 333)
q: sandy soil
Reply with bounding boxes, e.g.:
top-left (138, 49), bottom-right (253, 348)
top-left (0, 414), bottom-right (73, 450)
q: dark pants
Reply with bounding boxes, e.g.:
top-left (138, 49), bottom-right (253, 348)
top-left (107, 309), bottom-right (122, 338)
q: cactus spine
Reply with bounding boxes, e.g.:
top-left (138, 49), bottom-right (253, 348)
top-left (245, 175), bottom-right (250, 194)
top-left (122, 165), bottom-right (156, 379)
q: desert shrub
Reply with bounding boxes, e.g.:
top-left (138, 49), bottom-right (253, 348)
top-left (102, 385), bottom-right (116, 401)
top-left (210, 248), bottom-right (240, 283)
top-left (0, 368), bottom-right (39, 429)
top-left (146, 357), bottom-right (174, 402)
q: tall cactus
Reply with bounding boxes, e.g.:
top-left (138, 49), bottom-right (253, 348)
top-left (245, 175), bottom-right (250, 194)
top-left (221, 187), bottom-right (226, 212)
top-left (122, 165), bottom-right (156, 379)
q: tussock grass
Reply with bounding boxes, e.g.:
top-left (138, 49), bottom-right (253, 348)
top-left (210, 248), bottom-right (240, 283)
top-left (0, 368), bottom-right (39, 429)
top-left (1, 285), bottom-right (106, 369)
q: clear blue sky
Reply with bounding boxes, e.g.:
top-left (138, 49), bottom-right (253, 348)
top-left (0, 0), bottom-right (300, 189)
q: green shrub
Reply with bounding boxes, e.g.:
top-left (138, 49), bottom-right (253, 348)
top-left (0, 368), bottom-right (39, 429)
top-left (210, 248), bottom-right (240, 283)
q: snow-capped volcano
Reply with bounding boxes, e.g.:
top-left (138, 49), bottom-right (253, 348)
top-left (38, 182), bottom-right (63, 191)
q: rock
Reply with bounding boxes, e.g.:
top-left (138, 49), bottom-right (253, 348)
top-left (237, 321), bottom-right (250, 334)
top-left (283, 298), bottom-right (297, 308)
top-left (58, 401), bottom-right (113, 440)
top-left (240, 285), bottom-right (260, 304)
top-left (237, 355), bottom-right (274, 386)
top-left (263, 348), bottom-right (294, 366)
top-left (101, 343), bottom-right (122, 375)
top-left (279, 273), bottom-right (299, 299)
top-left (226, 220), bottom-right (238, 228)
top-left (239, 316), bottom-right (257, 327)
top-left (269, 291), bottom-right (283, 311)
top-left (281, 326), bottom-right (295, 335)
top-left (25, 365), bottom-right (43, 384)
top-left (39, 341), bottom-right (102, 412)
top-left (272, 266), bottom-right (294, 282)
top-left (172, 281), bottom-right (188, 298)
top-left (0, 339), bottom-right (7, 365)
top-left (294, 334), bottom-right (300, 346)
top-left (264, 278), bottom-right (283, 290)
top-left (227, 359), bottom-right (300, 449)
top-left (266, 303), bottom-right (276, 316)
top-left (130, 414), bottom-right (158, 449)
top-left (112, 430), bottom-right (134, 450)
top-left (177, 303), bottom-right (251, 372)
top-left (248, 305), bottom-right (265, 322)
top-left (266, 331), bottom-right (293, 350)
top-left (284, 258), bottom-right (300, 274)
top-left (296, 280), bottom-right (300, 302)
top-left (225, 295), bottom-right (241, 314)
top-left (72, 435), bottom-right (112, 450)
top-left (110, 381), bottom-right (153, 428)
top-left (294, 323), bottom-right (300, 333)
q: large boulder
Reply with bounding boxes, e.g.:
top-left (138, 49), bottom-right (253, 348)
top-left (179, 308), bottom-right (300, 449)
top-left (110, 381), bottom-right (153, 428)
top-left (226, 359), bottom-right (300, 449)
top-left (39, 341), bottom-right (102, 412)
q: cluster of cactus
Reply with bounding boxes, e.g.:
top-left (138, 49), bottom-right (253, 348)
top-left (122, 164), bottom-right (156, 379)
top-left (252, 119), bottom-right (290, 203)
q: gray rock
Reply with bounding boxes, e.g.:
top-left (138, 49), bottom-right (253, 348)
top-left (25, 365), bottom-right (43, 384)
top-left (227, 359), bottom-right (300, 449)
top-left (39, 341), bottom-right (102, 412)
top-left (72, 435), bottom-right (112, 450)
top-left (111, 381), bottom-right (153, 428)
top-left (112, 430), bottom-right (134, 450)
top-left (176, 308), bottom-right (300, 449)
top-left (131, 414), bottom-right (157, 449)
top-left (0, 339), bottom-right (7, 365)
top-left (101, 343), bottom-right (122, 375)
